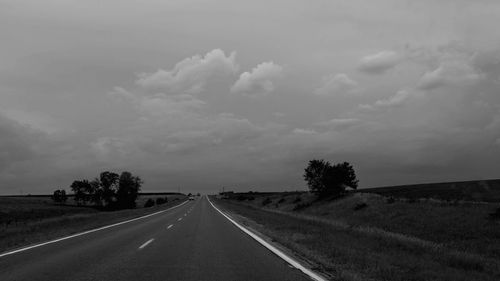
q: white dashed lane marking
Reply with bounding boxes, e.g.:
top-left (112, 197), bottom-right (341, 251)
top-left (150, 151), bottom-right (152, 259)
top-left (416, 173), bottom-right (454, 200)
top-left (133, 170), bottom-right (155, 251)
top-left (139, 239), bottom-right (154, 250)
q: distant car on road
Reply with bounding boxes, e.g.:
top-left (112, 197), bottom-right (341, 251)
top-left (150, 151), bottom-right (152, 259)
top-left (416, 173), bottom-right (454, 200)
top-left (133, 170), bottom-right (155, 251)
top-left (188, 196), bottom-right (195, 201)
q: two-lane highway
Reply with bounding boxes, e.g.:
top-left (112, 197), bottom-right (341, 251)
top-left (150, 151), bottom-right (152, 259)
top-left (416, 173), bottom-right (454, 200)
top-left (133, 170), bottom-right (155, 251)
top-left (0, 196), bottom-right (312, 281)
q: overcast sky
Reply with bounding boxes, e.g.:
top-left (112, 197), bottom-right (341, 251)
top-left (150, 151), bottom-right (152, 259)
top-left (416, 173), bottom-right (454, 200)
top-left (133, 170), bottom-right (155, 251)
top-left (1, 0), bottom-right (500, 194)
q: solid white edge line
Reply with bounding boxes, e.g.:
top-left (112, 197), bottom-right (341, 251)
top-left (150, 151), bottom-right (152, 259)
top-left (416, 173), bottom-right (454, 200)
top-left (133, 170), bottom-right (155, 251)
top-left (0, 200), bottom-right (189, 258)
top-left (206, 196), bottom-right (327, 281)
top-left (138, 238), bottom-right (155, 250)
top-left (167, 224), bottom-right (173, 229)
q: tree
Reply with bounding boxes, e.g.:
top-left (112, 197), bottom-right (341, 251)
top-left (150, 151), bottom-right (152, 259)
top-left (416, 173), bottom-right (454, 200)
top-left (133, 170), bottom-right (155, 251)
top-left (60, 189), bottom-right (67, 203)
top-left (144, 198), bottom-right (155, 208)
top-left (303, 159), bottom-right (331, 196)
top-left (68, 171), bottom-right (142, 209)
top-left (89, 178), bottom-right (103, 206)
top-left (51, 189), bottom-right (67, 204)
top-left (71, 180), bottom-right (92, 205)
top-left (116, 171), bottom-right (142, 209)
top-left (52, 190), bottom-right (61, 203)
top-left (331, 162), bottom-right (358, 190)
top-left (100, 171), bottom-right (119, 206)
top-left (303, 159), bottom-right (358, 198)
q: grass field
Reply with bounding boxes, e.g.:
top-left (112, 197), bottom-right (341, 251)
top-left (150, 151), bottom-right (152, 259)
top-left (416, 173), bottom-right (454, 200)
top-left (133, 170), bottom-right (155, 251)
top-left (0, 194), bottom-right (186, 253)
top-left (213, 191), bottom-right (500, 281)
top-left (358, 179), bottom-right (500, 202)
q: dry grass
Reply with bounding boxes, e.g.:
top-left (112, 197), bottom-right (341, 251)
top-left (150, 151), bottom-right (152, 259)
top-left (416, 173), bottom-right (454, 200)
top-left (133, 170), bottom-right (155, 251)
top-left (0, 195), bottom-right (186, 253)
top-left (359, 179), bottom-right (500, 202)
top-left (213, 194), bottom-right (500, 281)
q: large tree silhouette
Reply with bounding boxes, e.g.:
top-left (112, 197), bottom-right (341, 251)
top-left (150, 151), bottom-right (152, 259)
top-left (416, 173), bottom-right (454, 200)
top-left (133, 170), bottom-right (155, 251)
top-left (100, 171), bottom-right (119, 206)
top-left (68, 171), bottom-right (142, 209)
top-left (116, 172), bottom-right (143, 209)
top-left (304, 159), bottom-right (358, 197)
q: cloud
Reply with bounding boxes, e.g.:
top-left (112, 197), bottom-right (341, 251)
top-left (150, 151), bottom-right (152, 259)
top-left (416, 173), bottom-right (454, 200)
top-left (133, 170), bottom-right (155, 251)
top-left (315, 73), bottom-right (357, 95)
top-left (90, 137), bottom-right (129, 161)
top-left (231, 61), bottom-right (283, 96)
top-left (105, 82), bottom-right (267, 160)
top-left (0, 113), bottom-right (40, 169)
top-left (108, 86), bottom-right (136, 102)
top-left (136, 49), bottom-right (238, 94)
top-left (417, 59), bottom-right (482, 90)
top-left (317, 118), bottom-right (360, 130)
top-left (357, 51), bottom-right (401, 74)
top-left (360, 90), bottom-right (412, 110)
top-left (292, 128), bottom-right (317, 135)
top-left (108, 87), bottom-right (206, 119)
top-left (139, 94), bottom-right (206, 118)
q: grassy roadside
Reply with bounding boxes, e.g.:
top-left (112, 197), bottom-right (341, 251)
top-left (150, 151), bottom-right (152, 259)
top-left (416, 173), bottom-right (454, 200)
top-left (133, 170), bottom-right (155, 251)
top-left (0, 196), bottom-right (186, 254)
top-left (212, 195), bottom-right (500, 281)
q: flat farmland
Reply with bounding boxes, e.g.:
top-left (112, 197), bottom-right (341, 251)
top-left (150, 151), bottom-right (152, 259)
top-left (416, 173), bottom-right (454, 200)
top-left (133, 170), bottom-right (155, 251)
top-left (0, 194), bottom-right (186, 253)
top-left (358, 179), bottom-right (500, 202)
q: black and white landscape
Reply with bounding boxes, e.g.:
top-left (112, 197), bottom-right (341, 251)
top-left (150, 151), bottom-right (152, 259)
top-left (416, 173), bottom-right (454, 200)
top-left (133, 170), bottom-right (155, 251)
top-left (1, 1), bottom-right (500, 280)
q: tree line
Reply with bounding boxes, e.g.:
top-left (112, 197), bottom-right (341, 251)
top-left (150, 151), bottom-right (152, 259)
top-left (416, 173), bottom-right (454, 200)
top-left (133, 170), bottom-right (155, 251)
top-left (52, 171), bottom-right (142, 210)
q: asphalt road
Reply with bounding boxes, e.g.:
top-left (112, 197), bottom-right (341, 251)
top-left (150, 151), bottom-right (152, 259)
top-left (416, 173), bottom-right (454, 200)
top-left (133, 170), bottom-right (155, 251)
top-left (0, 196), bottom-right (311, 281)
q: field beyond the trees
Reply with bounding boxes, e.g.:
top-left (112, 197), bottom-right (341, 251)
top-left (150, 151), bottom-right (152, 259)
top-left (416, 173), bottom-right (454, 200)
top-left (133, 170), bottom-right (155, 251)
top-left (359, 179), bottom-right (500, 202)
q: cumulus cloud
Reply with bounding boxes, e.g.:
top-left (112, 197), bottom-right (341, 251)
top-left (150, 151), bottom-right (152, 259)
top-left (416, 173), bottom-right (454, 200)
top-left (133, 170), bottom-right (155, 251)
top-left (139, 94), bottom-right (206, 118)
top-left (231, 61), bottom-right (283, 96)
top-left (136, 49), bottom-right (238, 94)
top-left (315, 73), bottom-right (358, 95)
top-left (108, 87), bottom-right (205, 119)
top-left (105, 80), bottom-right (267, 160)
top-left (358, 51), bottom-right (401, 74)
top-left (417, 59), bottom-right (482, 90)
top-left (360, 90), bottom-right (412, 110)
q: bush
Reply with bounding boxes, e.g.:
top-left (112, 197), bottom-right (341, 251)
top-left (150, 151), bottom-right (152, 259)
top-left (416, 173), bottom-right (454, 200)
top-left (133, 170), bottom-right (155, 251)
top-left (354, 202), bottom-right (368, 211)
top-left (247, 196), bottom-right (255, 201)
top-left (278, 198), bottom-right (285, 204)
top-left (144, 199), bottom-right (155, 208)
top-left (293, 196), bottom-right (302, 203)
top-left (51, 189), bottom-right (67, 204)
top-left (262, 198), bottom-right (272, 206)
top-left (156, 197), bottom-right (166, 205)
top-left (386, 197), bottom-right (396, 204)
